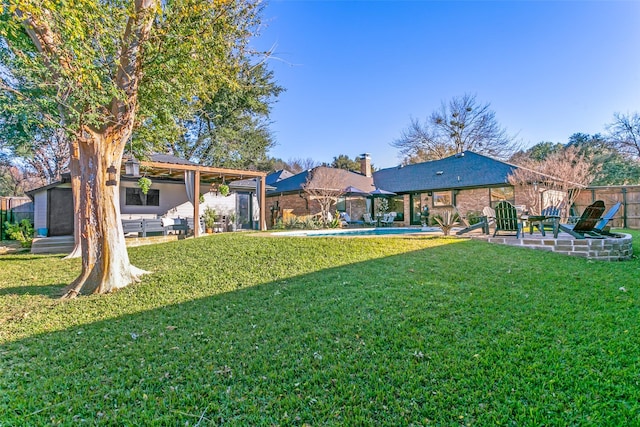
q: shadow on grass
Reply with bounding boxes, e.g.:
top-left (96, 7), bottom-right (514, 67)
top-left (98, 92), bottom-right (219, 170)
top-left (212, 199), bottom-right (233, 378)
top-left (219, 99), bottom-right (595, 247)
top-left (0, 283), bottom-right (67, 297)
top-left (1, 234), bottom-right (639, 425)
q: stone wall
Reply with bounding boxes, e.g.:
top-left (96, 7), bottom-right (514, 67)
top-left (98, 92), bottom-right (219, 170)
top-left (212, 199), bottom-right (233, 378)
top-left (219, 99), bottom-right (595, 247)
top-left (484, 233), bottom-right (633, 261)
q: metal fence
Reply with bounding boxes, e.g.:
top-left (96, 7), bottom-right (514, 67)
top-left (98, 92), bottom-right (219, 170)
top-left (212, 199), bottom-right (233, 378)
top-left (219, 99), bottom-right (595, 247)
top-left (574, 185), bottom-right (640, 229)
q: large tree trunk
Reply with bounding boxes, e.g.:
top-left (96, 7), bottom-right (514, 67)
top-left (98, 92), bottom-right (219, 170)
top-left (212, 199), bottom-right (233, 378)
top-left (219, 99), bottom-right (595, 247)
top-left (61, 130), bottom-right (147, 298)
top-left (63, 141), bottom-right (81, 259)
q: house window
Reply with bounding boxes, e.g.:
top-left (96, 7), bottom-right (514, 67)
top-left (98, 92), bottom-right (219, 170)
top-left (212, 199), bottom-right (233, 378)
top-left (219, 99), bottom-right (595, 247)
top-left (390, 196), bottom-right (404, 221)
top-left (490, 187), bottom-right (515, 208)
top-left (125, 188), bottom-right (160, 206)
top-left (433, 191), bottom-right (453, 207)
top-left (336, 197), bottom-right (346, 212)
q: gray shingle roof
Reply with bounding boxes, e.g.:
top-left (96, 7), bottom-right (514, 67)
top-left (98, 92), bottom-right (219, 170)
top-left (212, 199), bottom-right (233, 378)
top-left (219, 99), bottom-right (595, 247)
top-left (268, 167), bottom-right (375, 194)
top-left (372, 151), bottom-right (517, 193)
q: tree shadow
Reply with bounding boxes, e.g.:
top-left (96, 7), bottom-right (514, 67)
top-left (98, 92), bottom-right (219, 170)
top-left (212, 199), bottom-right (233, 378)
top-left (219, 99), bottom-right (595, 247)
top-left (0, 283), bottom-right (66, 297)
top-left (2, 236), bottom-right (637, 424)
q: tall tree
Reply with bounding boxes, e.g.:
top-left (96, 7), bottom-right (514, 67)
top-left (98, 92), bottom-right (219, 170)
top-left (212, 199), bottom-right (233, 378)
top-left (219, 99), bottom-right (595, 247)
top-left (285, 157), bottom-right (318, 174)
top-left (392, 94), bottom-right (517, 164)
top-left (302, 167), bottom-right (344, 226)
top-left (1, 0), bottom-right (265, 297)
top-left (607, 112), bottom-right (640, 159)
top-left (568, 133), bottom-right (640, 185)
top-left (331, 154), bottom-right (360, 172)
top-left (508, 146), bottom-right (595, 216)
top-left (159, 61), bottom-right (283, 169)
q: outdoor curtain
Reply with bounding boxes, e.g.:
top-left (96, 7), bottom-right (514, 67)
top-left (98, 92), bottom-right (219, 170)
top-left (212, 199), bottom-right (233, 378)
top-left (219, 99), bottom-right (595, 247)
top-left (184, 171), bottom-right (203, 234)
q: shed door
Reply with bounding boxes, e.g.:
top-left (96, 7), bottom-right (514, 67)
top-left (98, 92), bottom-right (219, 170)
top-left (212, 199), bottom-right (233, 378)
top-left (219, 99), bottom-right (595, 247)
top-left (47, 188), bottom-right (74, 236)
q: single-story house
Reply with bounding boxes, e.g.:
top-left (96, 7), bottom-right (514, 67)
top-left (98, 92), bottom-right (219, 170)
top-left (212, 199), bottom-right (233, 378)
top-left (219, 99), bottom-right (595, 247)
top-left (266, 151), bottom-right (540, 227)
top-left (26, 154), bottom-right (269, 237)
top-left (265, 156), bottom-right (376, 227)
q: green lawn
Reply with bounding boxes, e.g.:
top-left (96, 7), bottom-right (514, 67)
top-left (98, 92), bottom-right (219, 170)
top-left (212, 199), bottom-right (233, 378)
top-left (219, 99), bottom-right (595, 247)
top-left (1, 232), bottom-right (639, 425)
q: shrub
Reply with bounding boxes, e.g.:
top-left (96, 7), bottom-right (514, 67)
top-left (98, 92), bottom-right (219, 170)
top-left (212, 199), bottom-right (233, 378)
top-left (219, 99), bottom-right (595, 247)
top-left (465, 210), bottom-right (484, 225)
top-left (4, 219), bottom-right (34, 248)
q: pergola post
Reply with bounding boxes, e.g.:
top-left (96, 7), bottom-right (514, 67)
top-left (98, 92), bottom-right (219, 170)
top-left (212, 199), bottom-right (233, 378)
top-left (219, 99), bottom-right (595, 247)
top-left (193, 169), bottom-right (201, 237)
top-left (259, 176), bottom-right (266, 231)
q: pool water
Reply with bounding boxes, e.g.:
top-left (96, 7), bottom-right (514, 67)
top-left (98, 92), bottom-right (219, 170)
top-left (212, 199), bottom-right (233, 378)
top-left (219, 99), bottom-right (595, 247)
top-left (273, 227), bottom-right (441, 237)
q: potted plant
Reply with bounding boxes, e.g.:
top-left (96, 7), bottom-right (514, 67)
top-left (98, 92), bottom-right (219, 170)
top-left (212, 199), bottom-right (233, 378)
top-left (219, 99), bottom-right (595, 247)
top-left (137, 176), bottom-right (152, 194)
top-left (228, 212), bottom-right (237, 232)
top-left (203, 206), bottom-right (217, 233)
top-left (219, 184), bottom-right (230, 197)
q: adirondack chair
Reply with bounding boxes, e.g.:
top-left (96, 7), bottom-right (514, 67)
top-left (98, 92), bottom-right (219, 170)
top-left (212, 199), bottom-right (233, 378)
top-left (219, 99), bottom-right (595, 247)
top-left (527, 205), bottom-right (562, 237)
top-left (493, 201), bottom-right (523, 238)
top-left (592, 202), bottom-right (621, 235)
top-left (557, 200), bottom-right (605, 239)
top-left (456, 207), bottom-right (490, 235)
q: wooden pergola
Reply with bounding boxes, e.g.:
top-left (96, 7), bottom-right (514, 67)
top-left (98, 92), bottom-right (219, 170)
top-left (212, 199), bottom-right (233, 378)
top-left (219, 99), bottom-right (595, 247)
top-left (122, 158), bottom-right (267, 236)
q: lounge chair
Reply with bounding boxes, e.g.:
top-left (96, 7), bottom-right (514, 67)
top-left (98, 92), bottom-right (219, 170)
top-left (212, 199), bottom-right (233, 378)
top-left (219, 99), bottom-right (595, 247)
top-left (380, 212), bottom-right (396, 227)
top-left (493, 201), bottom-right (523, 238)
top-left (557, 200), bottom-right (605, 239)
top-left (363, 213), bottom-right (377, 227)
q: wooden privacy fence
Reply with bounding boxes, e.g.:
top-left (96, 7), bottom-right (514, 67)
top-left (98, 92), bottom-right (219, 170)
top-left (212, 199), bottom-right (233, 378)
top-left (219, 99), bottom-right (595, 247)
top-left (573, 185), bottom-right (640, 229)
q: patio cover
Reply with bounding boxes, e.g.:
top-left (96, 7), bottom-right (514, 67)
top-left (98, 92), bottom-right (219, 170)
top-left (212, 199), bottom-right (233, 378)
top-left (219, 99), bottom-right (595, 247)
top-left (122, 157), bottom-right (267, 236)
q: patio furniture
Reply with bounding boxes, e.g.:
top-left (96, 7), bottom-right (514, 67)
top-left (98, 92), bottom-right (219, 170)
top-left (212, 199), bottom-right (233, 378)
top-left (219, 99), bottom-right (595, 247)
top-left (141, 219), bottom-right (167, 237)
top-left (455, 208), bottom-right (489, 235)
top-left (493, 201), bottom-right (523, 238)
top-left (380, 212), bottom-right (396, 227)
top-left (557, 200), bottom-right (605, 239)
top-left (363, 213), bottom-right (377, 226)
top-left (526, 205), bottom-right (562, 238)
top-left (122, 219), bottom-right (144, 236)
top-left (483, 206), bottom-right (496, 229)
top-left (592, 202), bottom-right (622, 236)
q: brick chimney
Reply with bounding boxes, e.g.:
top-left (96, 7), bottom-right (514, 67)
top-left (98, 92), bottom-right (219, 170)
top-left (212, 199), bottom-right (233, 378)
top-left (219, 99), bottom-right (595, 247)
top-left (360, 153), bottom-right (371, 177)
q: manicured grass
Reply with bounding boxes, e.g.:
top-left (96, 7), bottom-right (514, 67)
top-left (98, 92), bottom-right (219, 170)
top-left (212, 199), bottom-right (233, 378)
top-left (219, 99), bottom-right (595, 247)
top-left (1, 232), bottom-right (639, 425)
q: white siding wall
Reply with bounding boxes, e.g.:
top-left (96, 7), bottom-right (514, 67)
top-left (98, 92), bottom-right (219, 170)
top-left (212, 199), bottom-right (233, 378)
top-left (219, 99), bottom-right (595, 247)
top-left (33, 191), bottom-right (48, 229)
top-left (119, 180), bottom-right (190, 219)
top-left (119, 179), bottom-right (240, 220)
top-left (170, 192), bottom-right (237, 219)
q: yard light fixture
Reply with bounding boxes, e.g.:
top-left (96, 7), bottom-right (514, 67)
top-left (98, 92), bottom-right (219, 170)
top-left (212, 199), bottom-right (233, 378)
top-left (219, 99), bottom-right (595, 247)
top-left (106, 164), bottom-right (118, 186)
top-left (124, 155), bottom-right (140, 177)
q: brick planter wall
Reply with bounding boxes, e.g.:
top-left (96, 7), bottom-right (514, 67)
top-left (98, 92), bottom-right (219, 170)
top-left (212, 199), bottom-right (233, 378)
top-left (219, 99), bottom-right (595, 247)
top-left (483, 233), bottom-right (633, 261)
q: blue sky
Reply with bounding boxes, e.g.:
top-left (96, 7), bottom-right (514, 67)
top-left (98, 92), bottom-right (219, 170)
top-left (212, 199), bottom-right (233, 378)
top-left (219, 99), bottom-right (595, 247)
top-left (255, 1), bottom-right (640, 169)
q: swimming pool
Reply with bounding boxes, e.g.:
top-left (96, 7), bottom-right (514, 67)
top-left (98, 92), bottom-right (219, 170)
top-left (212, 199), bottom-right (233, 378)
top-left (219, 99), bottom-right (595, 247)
top-left (273, 227), bottom-right (441, 237)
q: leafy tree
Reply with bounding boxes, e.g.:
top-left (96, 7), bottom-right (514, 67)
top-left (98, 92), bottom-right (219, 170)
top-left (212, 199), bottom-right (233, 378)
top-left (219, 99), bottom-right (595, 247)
top-left (607, 112), bottom-right (640, 159)
top-left (392, 94), bottom-right (517, 164)
top-left (511, 135), bottom-right (640, 186)
top-left (509, 141), bottom-right (564, 164)
top-left (568, 133), bottom-right (640, 185)
top-left (161, 61), bottom-right (283, 169)
top-left (1, 0), bottom-right (266, 297)
top-left (331, 154), bottom-right (360, 172)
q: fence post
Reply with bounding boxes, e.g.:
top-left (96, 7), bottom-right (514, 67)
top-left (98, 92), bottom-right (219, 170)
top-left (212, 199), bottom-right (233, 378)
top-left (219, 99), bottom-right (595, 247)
top-left (622, 187), bottom-right (628, 228)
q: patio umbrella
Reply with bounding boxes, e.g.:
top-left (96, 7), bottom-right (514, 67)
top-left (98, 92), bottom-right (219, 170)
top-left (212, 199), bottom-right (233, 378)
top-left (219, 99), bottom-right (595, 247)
top-left (369, 188), bottom-right (397, 196)
top-left (369, 188), bottom-right (397, 221)
top-left (342, 186), bottom-right (369, 218)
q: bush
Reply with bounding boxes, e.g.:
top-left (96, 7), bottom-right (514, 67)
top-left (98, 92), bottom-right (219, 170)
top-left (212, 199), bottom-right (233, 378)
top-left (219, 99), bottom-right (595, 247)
top-left (4, 219), bottom-right (34, 248)
top-left (465, 210), bottom-right (484, 225)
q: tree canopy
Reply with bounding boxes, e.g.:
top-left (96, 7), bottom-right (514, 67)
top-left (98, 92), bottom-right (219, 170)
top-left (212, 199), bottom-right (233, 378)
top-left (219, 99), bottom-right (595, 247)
top-left (392, 94), bottom-right (517, 164)
top-left (1, 0), bottom-right (273, 296)
top-left (511, 134), bottom-right (640, 186)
